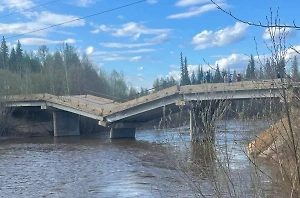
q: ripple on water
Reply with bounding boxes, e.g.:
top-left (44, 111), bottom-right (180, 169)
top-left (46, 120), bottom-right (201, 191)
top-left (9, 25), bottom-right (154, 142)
top-left (0, 120), bottom-right (286, 197)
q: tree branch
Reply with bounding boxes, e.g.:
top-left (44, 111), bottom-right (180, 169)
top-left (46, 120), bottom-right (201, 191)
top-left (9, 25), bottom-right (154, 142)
top-left (211, 0), bottom-right (300, 29)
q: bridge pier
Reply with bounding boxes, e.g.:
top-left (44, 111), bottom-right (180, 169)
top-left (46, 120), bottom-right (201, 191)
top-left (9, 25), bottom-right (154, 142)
top-left (189, 102), bottom-right (216, 142)
top-left (110, 128), bottom-right (136, 139)
top-left (53, 111), bottom-right (80, 137)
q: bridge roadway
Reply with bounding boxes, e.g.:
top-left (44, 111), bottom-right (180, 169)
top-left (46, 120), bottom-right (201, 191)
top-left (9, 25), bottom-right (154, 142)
top-left (3, 79), bottom-right (291, 139)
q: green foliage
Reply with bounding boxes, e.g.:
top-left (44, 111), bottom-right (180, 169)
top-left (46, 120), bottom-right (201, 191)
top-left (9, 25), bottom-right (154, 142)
top-left (214, 64), bottom-right (222, 83)
top-left (197, 65), bottom-right (203, 84)
top-left (246, 54), bottom-right (256, 79)
top-left (191, 71), bottom-right (196, 84)
top-left (278, 58), bottom-right (286, 78)
top-left (0, 39), bottom-right (146, 102)
top-left (264, 58), bottom-right (272, 79)
top-left (0, 36), bottom-right (9, 70)
top-left (180, 52), bottom-right (191, 86)
top-left (153, 76), bottom-right (177, 92)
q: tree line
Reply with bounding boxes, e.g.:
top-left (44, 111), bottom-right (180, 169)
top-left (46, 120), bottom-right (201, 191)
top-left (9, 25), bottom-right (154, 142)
top-left (153, 52), bottom-right (299, 89)
top-left (1, 37), bottom-right (298, 99)
top-left (0, 37), bottom-right (150, 102)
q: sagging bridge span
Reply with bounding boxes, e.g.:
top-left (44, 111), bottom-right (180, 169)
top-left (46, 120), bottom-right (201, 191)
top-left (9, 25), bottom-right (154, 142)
top-left (3, 79), bottom-right (293, 141)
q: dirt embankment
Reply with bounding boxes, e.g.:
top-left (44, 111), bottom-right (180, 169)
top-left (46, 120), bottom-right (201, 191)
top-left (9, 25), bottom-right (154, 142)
top-left (247, 112), bottom-right (300, 195)
top-left (7, 116), bottom-right (53, 137)
top-left (248, 117), bottom-right (289, 158)
top-left (248, 115), bottom-right (300, 160)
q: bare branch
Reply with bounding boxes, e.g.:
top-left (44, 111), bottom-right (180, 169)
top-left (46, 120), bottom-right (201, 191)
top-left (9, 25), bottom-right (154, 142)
top-left (211, 0), bottom-right (300, 29)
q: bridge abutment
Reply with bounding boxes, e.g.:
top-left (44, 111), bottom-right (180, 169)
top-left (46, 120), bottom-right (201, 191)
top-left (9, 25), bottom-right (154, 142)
top-left (53, 111), bottom-right (80, 137)
top-left (110, 128), bottom-right (136, 139)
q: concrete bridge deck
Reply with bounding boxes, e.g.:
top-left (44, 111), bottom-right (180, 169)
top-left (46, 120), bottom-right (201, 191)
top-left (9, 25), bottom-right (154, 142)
top-left (2, 79), bottom-right (295, 139)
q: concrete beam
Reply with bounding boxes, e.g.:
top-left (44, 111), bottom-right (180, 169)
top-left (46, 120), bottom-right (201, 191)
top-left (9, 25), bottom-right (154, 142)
top-left (98, 120), bottom-right (145, 128)
top-left (53, 111), bottom-right (80, 137)
top-left (45, 102), bottom-right (103, 121)
top-left (6, 101), bottom-right (46, 107)
top-left (110, 128), bottom-right (136, 139)
top-left (106, 94), bottom-right (181, 123)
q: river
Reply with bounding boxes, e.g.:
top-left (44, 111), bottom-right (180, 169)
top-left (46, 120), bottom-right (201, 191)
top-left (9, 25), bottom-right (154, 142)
top-left (0, 120), bottom-right (285, 198)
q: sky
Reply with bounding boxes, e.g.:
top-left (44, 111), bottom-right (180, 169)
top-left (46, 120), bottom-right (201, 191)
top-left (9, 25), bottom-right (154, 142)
top-left (0, 0), bottom-right (300, 89)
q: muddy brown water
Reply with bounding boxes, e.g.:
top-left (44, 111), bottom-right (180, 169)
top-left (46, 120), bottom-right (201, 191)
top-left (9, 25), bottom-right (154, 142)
top-left (0, 120), bottom-right (286, 197)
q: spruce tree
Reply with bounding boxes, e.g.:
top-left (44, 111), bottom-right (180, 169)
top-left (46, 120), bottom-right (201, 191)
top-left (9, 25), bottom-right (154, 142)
top-left (180, 52), bottom-right (185, 85)
top-left (191, 71), bottom-right (196, 84)
top-left (214, 64), bottom-right (222, 83)
top-left (278, 58), bottom-right (286, 78)
top-left (184, 56), bottom-right (191, 85)
top-left (0, 37), bottom-right (8, 69)
top-left (196, 65), bottom-right (203, 84)
top-left (249, 54), bottom-right (255, 79)
top-left (16, 40), bottom-right (24, 77)
top-left (265, 58), bottom-right (272, 79)
top-left (245, 63), bottom-right (251, 79)
top-left (291, 56), bottom-right (299, 81)
top-left (9, 48), bottom-right (17, 72)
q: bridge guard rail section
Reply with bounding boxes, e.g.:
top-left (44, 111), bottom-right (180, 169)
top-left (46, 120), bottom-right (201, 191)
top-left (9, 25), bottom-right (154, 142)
top-left (104, 86), bottom-right (181, 124)
top-left (3, 93), bottom-right (105, 121)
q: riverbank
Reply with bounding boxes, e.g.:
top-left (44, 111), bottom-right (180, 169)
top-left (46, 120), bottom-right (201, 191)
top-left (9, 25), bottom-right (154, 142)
top-left (247, 111), bottom-right (300, 195)
top-left (1, 117), bottom-right (53, 138)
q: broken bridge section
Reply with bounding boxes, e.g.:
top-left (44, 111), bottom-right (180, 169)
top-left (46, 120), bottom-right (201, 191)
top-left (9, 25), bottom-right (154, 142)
top-left (2, 79), bottom-right (297, 140)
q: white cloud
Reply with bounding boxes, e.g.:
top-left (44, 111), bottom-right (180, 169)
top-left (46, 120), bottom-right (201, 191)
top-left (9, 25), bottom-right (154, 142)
top-left (94, 62), bottom-right (104, 70)
top-left (285, 45), bottom-right (300, 61)
top-left (101, 55), bottom-right (143, 62)
top-left (91, 48), bottom-right (156, 55)
top-left (37, 11), bottom-right (85, 27)
top-left (168, 70), bottom-right (181, 81)
top-left (91, 22), bottom-right (171, 37)
top-left (167, 3), bottom-right (227, 19)
top-left (170, 51), bottom-right (174, 54)
top-left (262, 27), bottom-right (297, 40)
top-left (75, 0), bottom-right (96, 7)
top-left (175, 0), bottom-right (213, 7)
top-left (144, 33), bottom-right (169, 43)
top-left (169, 64), bottom-right (180, 69)
top-left (2, 0), bottom-right (35, 11)
top-left (215, 53), bottom-right (249, 71)
top-left (99, 42), bottom-right (155, 48)
top-left (191, 22), bottom-right (249, 50)
top-left (187, 65), bottom-right (200, 75)
top-left (147, 0), bottom-right (158, 3)
top-left (85, 46), bottom-right (94, 54)
top-left (168, 64), bottom-right (201, 81)
top-left (132, 33), bottom-right (141, 41)
top-left (130, 56), bottom-right (142, 62)
top-left (138, 66), bottom-right (143, 70)
top-left (0, 11), bottom-right (84, 36)
top-left (0, 5), bottom-right (5, 12)
top-left (117, 15), bottom-right (124, 20)
top-left (18, 38), bottom-right (76, 45)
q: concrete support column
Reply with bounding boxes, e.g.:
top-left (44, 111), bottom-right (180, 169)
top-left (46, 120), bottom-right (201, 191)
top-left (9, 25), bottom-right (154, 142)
top-left (110, 128), bottom-right (136, 139)
top-left (53, 111), bottom-right (80, 137)
top-left (190, 108), bottom-right (203, 142)
top-left (190, 107), bottom-right (215, 142)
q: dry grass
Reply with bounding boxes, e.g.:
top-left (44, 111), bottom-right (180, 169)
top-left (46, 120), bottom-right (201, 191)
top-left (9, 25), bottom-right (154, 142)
top-left (248, 117), bottom-right (288, 156)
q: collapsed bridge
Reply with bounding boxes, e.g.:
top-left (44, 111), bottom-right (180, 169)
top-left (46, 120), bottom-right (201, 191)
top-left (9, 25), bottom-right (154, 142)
top-left (3, 79), bottom-right (292, 140)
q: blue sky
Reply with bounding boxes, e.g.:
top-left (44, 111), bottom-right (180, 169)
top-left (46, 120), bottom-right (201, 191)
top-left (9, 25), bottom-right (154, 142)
top-left (0, 0), bottom-right (300, 89)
